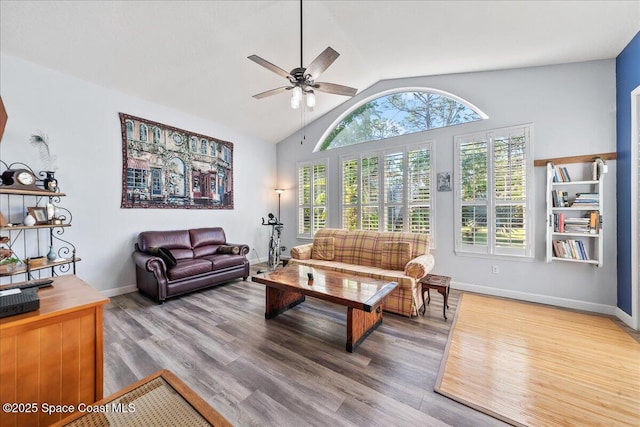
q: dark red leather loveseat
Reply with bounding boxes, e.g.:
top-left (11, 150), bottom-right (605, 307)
top-left (132, 227), bottom-right (249, 302)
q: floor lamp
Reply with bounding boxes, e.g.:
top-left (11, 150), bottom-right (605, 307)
top-left (274, 188), bottom-right (284, 220)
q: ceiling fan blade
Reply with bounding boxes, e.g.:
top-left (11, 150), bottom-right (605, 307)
top-left (314, 82), bottom-right (358, 97)
top-left (252, 86), bottom-right (291, 99)
top-left (305, 47), bottom-right (340, 80)
top-left (248, 55), bottom-right (291, 79)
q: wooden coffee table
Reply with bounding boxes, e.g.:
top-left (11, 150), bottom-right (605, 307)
top-left (252, 265), bottom-right (398, 352)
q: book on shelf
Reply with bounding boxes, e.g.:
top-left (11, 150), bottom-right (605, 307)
top-left (553, 239), bottom-right (590, 260)
top-left (588, 211), bottom-right (600, 234)
top-left (552, 166), bottom-right (572, 183)
top-left (571, 192), bottom-right (599, 208)
top-left (552, 190), bottom-right (570, 207)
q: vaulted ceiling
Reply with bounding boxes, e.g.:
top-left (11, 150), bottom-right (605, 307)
top-left (1, 1), bottom-right (638, 143)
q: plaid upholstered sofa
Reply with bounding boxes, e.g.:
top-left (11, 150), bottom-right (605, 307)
top-left (289, 229), bottom-right (434, 317)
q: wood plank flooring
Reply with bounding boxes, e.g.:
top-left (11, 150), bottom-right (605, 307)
top-left (103, 269), bottom-right (505, 426)
top-left (436, 293), bottom-right (640, 427)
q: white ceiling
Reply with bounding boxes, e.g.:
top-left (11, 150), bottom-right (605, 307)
top-left (1, 1), bottom-right (639, 143)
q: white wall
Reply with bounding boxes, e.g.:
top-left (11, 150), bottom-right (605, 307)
top-left (0, 54), bottom-right (277, 295)
top-left (276, 60), bottom-right (618, 313)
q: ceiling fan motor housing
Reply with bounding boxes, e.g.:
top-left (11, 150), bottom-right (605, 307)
top-left (290, 67), bottom-right (309, 84)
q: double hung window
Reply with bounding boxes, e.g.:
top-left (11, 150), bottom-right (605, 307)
top-left (341, 143), bottom-right (434, 240)
top-left (454, 124), bottom-right (533, 258)
top-left (297, 159), bottom-right (328, 238)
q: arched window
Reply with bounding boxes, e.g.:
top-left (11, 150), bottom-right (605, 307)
top-left (125, 120), bottom-right (134, 139)
top-left (153, 127), bottom-right (161, 144)
top-left (318, 88), bottom-right (487, 151)
top-left (191, 137), bottom-right (198, 152)
top-left (210, 142), bottom-right (216, 156)
top-left (139, 124), bottom-right (148, 142)
top-left (200, 139), bottom-right (207, 154)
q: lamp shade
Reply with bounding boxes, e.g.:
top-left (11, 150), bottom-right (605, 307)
top-left (290, 86), bottom-right (303, 109)
top-left (306, 91), bottom-right (316, 109)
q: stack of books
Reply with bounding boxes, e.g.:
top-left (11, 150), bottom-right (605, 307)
top-left (571, 193), bottom-right (599, 209)
top-left (553, 212), bottom-right (600, 234)
top-left (563, 217), bottom-right (590, 233)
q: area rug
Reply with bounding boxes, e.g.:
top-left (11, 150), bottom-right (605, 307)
top-left (435, 293), bottom-right (640, 426)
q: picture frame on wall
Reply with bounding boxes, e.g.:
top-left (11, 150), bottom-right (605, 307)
top-left (437, 172), bottom-right (452, 192)
top-left (119, 112), bottom-right (234, 210)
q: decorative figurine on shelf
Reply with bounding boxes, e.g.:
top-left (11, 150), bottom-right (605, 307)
top-left (43, 171), bottom-right (58, 192)
top-left (47, 245), bottom-right (57, 261)
top-left (23, 212), bottom-right (36, 226)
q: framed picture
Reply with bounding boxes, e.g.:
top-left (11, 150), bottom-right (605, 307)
top-left (119, 113), bottom-right (234, 210)
top-left (28, 207), bottom-right (48, 224)
top-left (437, 172), bottom-right (452, 192)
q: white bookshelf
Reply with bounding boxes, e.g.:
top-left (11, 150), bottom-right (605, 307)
top-left (545, 160), bottom-right (606, 267)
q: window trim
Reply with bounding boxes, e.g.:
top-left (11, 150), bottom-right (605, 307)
top-left (454, 124), bottom-right (534, 259)
top-left (297, 158), bottom-right (329, 239)
top-left (339, 142), bottom-right (436, 247)
top-left (314, 86), bottom-right (489, 152)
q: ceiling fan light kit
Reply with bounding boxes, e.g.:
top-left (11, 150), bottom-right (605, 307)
top-left (248, 0), bottom-right (357, 110)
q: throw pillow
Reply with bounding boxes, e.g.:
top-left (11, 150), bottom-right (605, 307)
top-left (312, 237), bottom-right (335, 260)
top-left (218, 245), bottom-right (240, 255)
top-left (405, 260), bottom-right (427, 279)
top-left (147, 247), bottom-right (177, 268)
top-left (380, 241), bottom-right (412, 270)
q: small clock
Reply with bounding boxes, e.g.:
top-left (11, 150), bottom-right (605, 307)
top-left (1, 169), bottom-right (41, 190)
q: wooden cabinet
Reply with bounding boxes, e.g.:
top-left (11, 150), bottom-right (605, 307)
top-left (0, 186), bottom-right (80, 284)
top-left (0, 275), bottom-right (109, 426)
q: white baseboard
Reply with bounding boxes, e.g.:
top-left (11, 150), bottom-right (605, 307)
top-left (102, 284), bottom-right (137, 298)
top-left (452, 281), bottom-right (617, 316)
top-left (615, 307), bottom-right (637, 330)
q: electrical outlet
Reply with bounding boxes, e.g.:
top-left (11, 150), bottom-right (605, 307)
top-left (280, 246), bottom-right (287, 252)
top-left (492, 265), bottom-right (499, 274)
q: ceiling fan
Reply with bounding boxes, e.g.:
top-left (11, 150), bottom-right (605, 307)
top-left (248, 0), bottom-right (357, 109)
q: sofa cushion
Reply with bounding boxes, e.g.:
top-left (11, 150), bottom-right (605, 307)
top-left (217, 245), bottom-right (240, 255)
top-left (167, 258), bottom-right (213, 280)
top-left (191, 228), bottom-right (227, 257)
top-left (146, 247), bottom-right (177, 268)
top-left (166, 259), bottom-right (213, 281)
top-left (312, 237), bottom-right (335, 260)
top-left (203, 254), bottom-right (246, 270)
top-left (138, 230), bottom-right (193, 260)
top-left (380, 241), bottom-right (412, 270)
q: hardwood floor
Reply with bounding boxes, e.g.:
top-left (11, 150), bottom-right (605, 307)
top-left (436, 294), bottom-right (640, 426)
top-left (103, 269), bottom-right (505, 426)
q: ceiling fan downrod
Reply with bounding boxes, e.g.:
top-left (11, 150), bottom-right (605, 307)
top-left (299, 0), bottom-right (303, 69)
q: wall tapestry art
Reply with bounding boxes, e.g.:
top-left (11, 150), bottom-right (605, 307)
top-left (119, 113), bottom-right (233, 209)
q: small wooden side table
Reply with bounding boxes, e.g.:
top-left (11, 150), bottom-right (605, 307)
top-left (419, 274), bottom-right (451, 320)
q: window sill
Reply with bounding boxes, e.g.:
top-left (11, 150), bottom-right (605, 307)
top-left (454, 250), bottom-right (535, 262)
